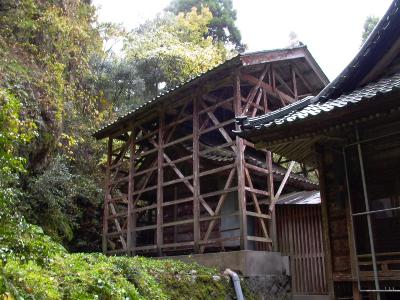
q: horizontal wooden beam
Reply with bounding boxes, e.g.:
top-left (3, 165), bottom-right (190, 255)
top-left (246, 211), bottom-right (271, 219)
top-left (247, 236), bottom-right (272, 243)
top-left (199, 163), bottom-right (235, 178)
top-left (245, 163), bottom-right (270, 175)
top-left (244, 186), bottom-right (269, 196)
top-left (162, 219), bottom-right (193, 227)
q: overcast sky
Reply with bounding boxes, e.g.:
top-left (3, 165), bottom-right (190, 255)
top-left (93, 0), bottom-right (392, 80)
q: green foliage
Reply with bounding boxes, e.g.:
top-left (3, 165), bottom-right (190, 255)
top-left (362, 15), bottom-right (379, 44)
top-left (0, 90), bottom-right (27, 185)
top-left (124, 7), bottom-right (231, 101)
top-left (0, 88), bottom-right (35, 220)
top-left (0, 218), bottom-right (234, 299)
top-left (0, 0), bottom-right (111, 250)
top-left (20, 156), bottom-right (102, 245)
top-left (0, 0), bottom-right (109, 170)
top-left (167, 0), bottom-right (244, 51)
top-left (0, 5), bottom-right (252, 299)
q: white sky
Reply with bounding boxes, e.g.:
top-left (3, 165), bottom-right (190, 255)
top-left (93, 0), bottom-right (392, 80)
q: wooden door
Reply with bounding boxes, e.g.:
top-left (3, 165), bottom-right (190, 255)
top-left (276, 205), bottom-right (328, 295)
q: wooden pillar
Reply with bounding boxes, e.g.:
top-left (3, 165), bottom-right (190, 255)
top-left (157, 111), bottom-right (164, 256)
top-left (291, 66), bottom-right (298, 100)
top-left (193, 96), bottom-right (200, 253)
top-left (343, 146), bottom-right (361, 299)
top-left (127, 129), bottom-right (136, 256)
top-left (102, 137), bottom-right (113, 254)
top-left (234, 70), bottom-right (248, 250)
top-left (267, 151), bottom-right (277, 251)
top-left (173, 186), bottom-right (178, 247)
top-left (316, 145), bottom-right (335, 299)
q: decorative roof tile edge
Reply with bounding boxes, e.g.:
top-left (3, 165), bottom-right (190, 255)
top-left (234, 0), bottom-right (400, 137)
top-left (235, 72), bottom-right (400, 136)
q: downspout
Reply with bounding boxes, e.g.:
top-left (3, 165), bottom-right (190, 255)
top-left (224, 269), bottom-right (244, 300)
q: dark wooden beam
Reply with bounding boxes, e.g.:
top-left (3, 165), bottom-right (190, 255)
top-left (127, 129), bottom-right (136, 255)
top-left (234, 70), bottom-right (248, 250)
top-left (156, 111), bottom-right (164, 256)
top-left (193, 96), bottom-right (200, 253)
top-left (241, 72), bottom-right (294, 104)
top-left (102, 137), bottom-right (113, 254)
top-left (267, 150), bottom-right (276, 251)
top-left (292, 66), bottom-right (298, 100)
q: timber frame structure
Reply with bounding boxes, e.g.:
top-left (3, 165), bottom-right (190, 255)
top-left (94, 46), bottom-right (328, 256)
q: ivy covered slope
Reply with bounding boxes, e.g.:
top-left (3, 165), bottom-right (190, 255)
top-left (0, 87), bottom-right (238, 300)
top-left (0, 221), bottom-right (234, 299)
top-left (0, 0), bottom-right (249, 299)
top-left (0, 87), bottom-right (234, 299)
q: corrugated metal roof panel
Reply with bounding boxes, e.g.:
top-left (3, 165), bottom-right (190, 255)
top-left (275, 191), bottom-right (320, 205)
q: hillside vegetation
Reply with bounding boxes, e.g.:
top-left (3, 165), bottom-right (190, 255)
top-left (0, 0), bottom-right (245, 298)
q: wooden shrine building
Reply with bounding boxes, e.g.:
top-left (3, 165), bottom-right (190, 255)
top-left (94, 46), bottom-right (328, 259)
top-left (236, 1), bottom-right (400, 298)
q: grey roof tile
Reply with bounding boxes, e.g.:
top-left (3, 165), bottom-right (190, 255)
top-left (237, 72), bottom-right (400, 132)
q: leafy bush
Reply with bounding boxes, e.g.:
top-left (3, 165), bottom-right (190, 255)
top-left (22, 155), bottom-right (102, 247)
top-left (0, 218), bottom-right (235, 300)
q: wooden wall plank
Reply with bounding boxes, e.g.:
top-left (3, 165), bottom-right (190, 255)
top-left (277, 205), bottom-right (328, 295)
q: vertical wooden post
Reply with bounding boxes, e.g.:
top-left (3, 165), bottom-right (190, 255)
top-left (292, 66), bottom-right (298, 100)
top-left (173, 186), bottom-right (178, 247)
top-left (316, 145), bottom-right (335, 299)
top-left (343, 148), bottom-right (361, 299)
top-left (267, 151), bottom-right (277, 251)
top-left (127, 129), bottom-right (136, 256)
top-left (102, 137), bottom-right (113, 254)
top-left (157, 111), bottom-right (164, 256)
top-left (193, 96), bottom-right (200, 253)
top-left (234, 70), bottom-right (248, 250)
top-left (271, 65), bottom-right (276, 90)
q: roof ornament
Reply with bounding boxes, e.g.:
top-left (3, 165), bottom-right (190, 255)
top-left (233, 115), bottom-right (251, 133)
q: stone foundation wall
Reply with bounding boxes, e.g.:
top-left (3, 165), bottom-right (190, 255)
top-left (242, 275), bottom-right (291, 300)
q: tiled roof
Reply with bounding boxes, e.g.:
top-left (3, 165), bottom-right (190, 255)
top-left (235, 0), bottom-right (400, 136)
top-left (237, 72), bottom-right (400, 132)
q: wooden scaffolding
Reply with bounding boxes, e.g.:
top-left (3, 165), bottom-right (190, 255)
top-left (96, 47), bottom-right (328, 256)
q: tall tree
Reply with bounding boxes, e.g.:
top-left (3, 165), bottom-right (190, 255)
top-left (123, 7), bottom-right (230, 101)
top-left (0, 0), bottom-right (108, 249)
top-left (361, 15), bottom-right (379, 44)
top-left (166, 0), bottom-right (245, 51)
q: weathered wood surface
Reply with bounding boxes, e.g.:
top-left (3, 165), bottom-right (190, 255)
top-left (101, 58), bottom-right (319, 258)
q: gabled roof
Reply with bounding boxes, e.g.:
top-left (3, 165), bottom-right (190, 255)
top-left (235, 0), bottom-right (400, 138)
top-left (238, 72), bottom-right (400, 133)
top-left (93, 46), bottom-right (328, 139)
